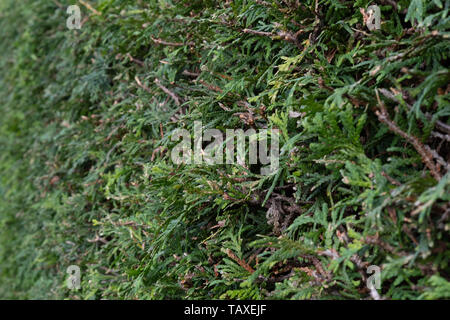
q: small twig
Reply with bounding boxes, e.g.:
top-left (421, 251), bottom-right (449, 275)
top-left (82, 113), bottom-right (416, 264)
top-left (225, 249), bottom-right (255, 273)
top-left (309, 0), bottom-right (322, 44)
top-left (431, 131), bottom-right (450, 142)
top-left (435, 121), bottom-right (450, 135)
top-left (254, 0), bottom-right (272, 7)
top-left (159, 123), bottom-right (164, 139)
top-left (182, 70), bottom-right (200, 77)
top-left (52, 0), bottom-right (63, 9)
top-left (242, 28), bottom-right (273, 37)
top-left (429, 149), bottom-right (449, 172)
top-left (402, 225), bottom-right (419, 245)
top-left (198, 79), bottom-right (223, 93)
top-left (87, 234), bottom-right (108, 244)
top-left (242, 26), bottom-right (303, 49)
top-left (381, 171), bottom-right (402, 186)
top-left (154, 78), bottom-right (181, 106)
top-left (364, 234), bottom-right (408, 257)
top-left (151, 146), bottom-right (166, 161)
top-left (305, 254), bottom-right (331, 281)
top-left (126, 53), bottom-right (144, 67)
top-left (151, 37), bottom-right (192, 47)
top-left (134, 76), bottom-right (151, 93)
top-left (378, 88), bottom-right (450, 135)
top-left (375, 90), bottom-right (443, 181)
top-left (79, 0), bottom-right (101, 16)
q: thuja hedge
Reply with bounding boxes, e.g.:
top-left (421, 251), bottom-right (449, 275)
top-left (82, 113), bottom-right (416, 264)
top-left (0, 0), bottom-right (449, 299)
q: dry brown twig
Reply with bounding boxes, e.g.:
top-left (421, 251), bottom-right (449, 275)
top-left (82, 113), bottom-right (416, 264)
top-left (225, 249), bottom-right (255, 274)
top-left (381, 171), bottom-right (402, 186)
top-left (151, 37), bottom-right (193, 47)
top-left (134, 76), bottom-right (151, 92)
top-left (378, 88), bottom-right (450, 135)
top-left (79, 0), bottom-right (101, 16)
top-left (242, 24), bottom-right (303, 49)
top-left (126, 53), bottom-right (144, 67)
top-left (52, 0), bottom-right (63, 9)
top-left (154, 78), bottom-right (181, 106)
top-left (431, 131), bottom-right (450, 142)
top-left (375, 89), bottom-right (445, 181)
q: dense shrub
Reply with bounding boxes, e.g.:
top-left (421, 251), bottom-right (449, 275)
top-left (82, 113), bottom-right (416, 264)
top-left (0, 0), bottom-right (449, 299)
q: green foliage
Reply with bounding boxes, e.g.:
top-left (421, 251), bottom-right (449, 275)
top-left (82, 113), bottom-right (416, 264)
top-left (0, 0), bottom-right (449, 299)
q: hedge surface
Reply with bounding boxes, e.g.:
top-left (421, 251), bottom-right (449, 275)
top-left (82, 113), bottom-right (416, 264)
top-left (0, 0), bottom-right (449, 299)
